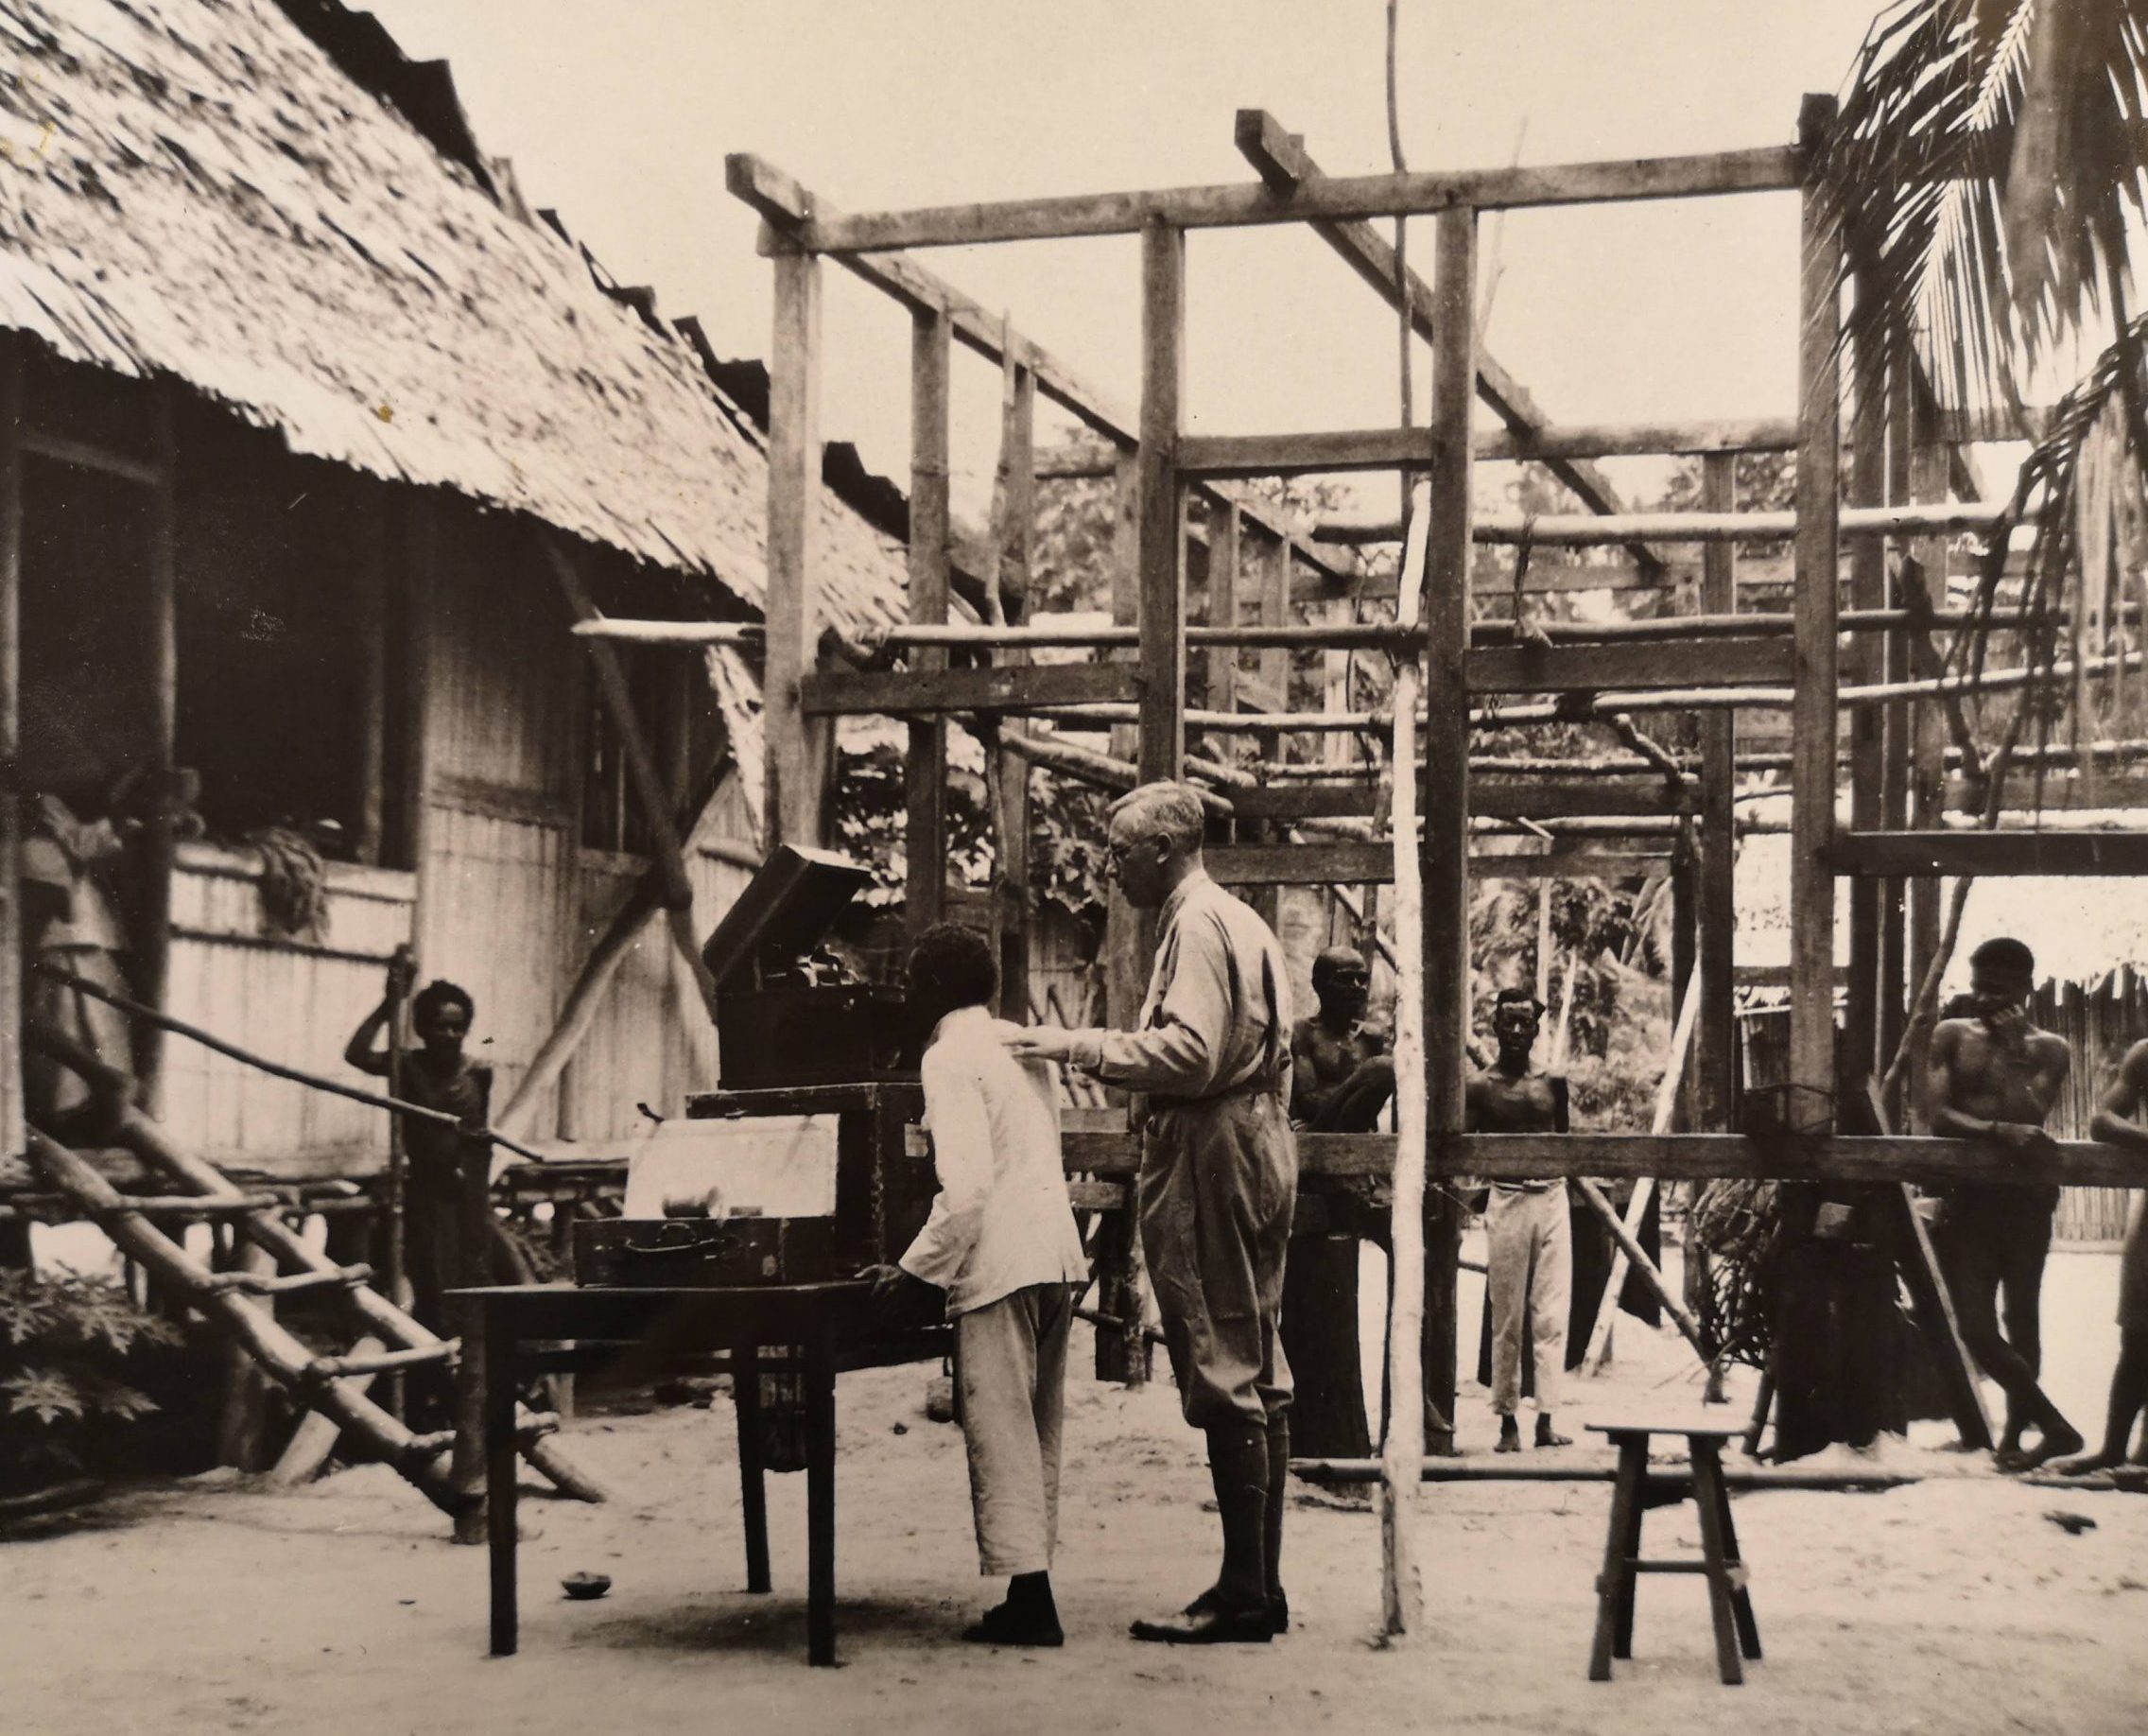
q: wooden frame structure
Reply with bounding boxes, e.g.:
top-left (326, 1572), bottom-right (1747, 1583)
top-left (680, 97), bottom-right (2148, 1628)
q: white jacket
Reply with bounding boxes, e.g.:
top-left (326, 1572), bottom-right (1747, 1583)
top-left (899, 1007), bottom-right (1089, 1314)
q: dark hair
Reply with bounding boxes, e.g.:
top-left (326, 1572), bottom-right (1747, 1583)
top-left (1312, 946), bottom-right (1368, 983)
top-left (906, 922), bottom-right (997, 1020)
top-left (413, 980), bottom-right (476, 1026)
top-left (1494, 987), bottom-right (1545, 1016)
top-left (1969, 937), bottom-right (2036, 981)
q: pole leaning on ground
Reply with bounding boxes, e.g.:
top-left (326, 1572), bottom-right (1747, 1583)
top-left (1381, 481), bottom-right (1434, 1634)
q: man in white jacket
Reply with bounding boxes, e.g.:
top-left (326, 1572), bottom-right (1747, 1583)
top-left (867, 923), bottom-right (1090, 1646)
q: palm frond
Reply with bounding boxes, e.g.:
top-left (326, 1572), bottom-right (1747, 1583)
top-left (1826, 0), bottom-right (2148, 419)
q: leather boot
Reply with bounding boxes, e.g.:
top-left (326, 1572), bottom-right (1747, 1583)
top-left (1132, 1423), bottom-right (1272, 1644)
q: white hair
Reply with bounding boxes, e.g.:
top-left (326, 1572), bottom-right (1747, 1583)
top-left (1108, 780), bottom-right (1206, 852)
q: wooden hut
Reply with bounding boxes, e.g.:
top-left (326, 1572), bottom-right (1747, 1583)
top-left (0, 0), bottom-right (909, 1188)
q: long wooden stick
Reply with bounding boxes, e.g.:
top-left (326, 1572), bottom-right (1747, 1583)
top-left (1583, 972), bottom-right (1702, 1370)
top-left (32, 963), bottom-right (548, 1165)
top-left (1380, 480), bottom-right (1433, 1634)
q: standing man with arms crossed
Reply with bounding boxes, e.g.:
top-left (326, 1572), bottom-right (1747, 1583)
top-left (1924, 937), bottom-right (2083, 1468)
top-left (1007, 782), bottom-right (1296, 1645)
top-left (864, 923), bottom-right (1090, 1646)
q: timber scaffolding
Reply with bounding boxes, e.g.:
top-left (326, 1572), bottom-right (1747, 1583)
top-left (574, 102), bottom-right (2148, 1618)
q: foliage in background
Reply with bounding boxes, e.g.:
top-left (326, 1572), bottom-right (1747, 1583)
top-left (0, 1268), bottom-right (181, 1493)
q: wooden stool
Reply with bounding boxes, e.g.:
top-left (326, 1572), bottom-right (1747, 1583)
top-left (1586, 1422), bottom-right (1761, 1685)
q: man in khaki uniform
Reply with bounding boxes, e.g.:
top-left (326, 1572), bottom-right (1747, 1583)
top-left (1008, 782), bottom-right (1295, 1644)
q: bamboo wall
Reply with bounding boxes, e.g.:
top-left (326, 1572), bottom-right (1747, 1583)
top-left (161, 843), bottom-right (412, 1176)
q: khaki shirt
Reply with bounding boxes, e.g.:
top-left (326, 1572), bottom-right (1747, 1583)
top-left (1068, 869), bottom-right (1291, 1101)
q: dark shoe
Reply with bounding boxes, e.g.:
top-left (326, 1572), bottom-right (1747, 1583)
top-left (963, 1601), bottom-right (1064, 1647)
top-left (1131, 1601), bottom-right (1273, 1645)
top-left (1184, 1582), bottom-right (1288, 1634)
top-left (1494, 1430), bottom-right (1522, 1455)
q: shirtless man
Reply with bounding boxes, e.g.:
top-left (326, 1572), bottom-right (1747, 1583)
top-left (1289, 946), bottom-right (1394, 1132)
top-left (1466, 989), bottom-right (1572, 1453)
top-left (2050, 1038), bottom-right (2148, 1475)
top-left (1924, 936), bottom-right (2083, 1468)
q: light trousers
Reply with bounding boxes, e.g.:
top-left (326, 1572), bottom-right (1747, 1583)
top-left (955, 1281), bottom-right (1073, 1576)
top-left (1487, 1184), bottom-right (1571, 1415)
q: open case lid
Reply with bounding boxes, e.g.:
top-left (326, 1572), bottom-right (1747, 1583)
top-left (700, 842), bottom-right (875, 990)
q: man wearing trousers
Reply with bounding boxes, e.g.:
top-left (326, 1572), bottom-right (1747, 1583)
top-left (1009, 782), bottom-right (1296, 1645)
top-left (1468, 989), bottom-right (1574, 1452)
top-left (868, 923), bottom-right (1089, 1646)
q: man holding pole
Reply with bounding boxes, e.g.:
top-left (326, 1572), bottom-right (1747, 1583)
top-left (1006, 781), bottom-right (1295, 1644)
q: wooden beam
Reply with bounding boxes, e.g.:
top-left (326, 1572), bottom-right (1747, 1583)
top-left (1474, 775), bottom-right (1689, 819)
top-left (1466, 849), bottom-right (1671, 880)
top-left (757, 142), bottom-right (1804, 251)
top-left (1059, 1129), bottom-right (2148, 1188)
top-left (15, 426), bottom-right (161, 487)
top-left (1182, 417), bottom-right (1807, 477)
top-left (1232, 111), bottom-right (1664, 573)
top-left (1789, 95), bottom-right (1842, 1135)
top-left (765, 250), bottom-right (830, 848)
top-left (1180, 427), bottom-right (1434, 478)
top-left (905, 307), bottom-right (952, 939)
top-left (800, 662), bottom-right (1138, 717)
top-left (1467, 637), bottom-right (1791, 692)
top-left (1137, 222), bottom-right (1185, 781)
top-left (1879, 356), bottom-right (1914, 1108)
top-left (724, 154), bottom-right (1340, 582)
top-left (1316, 500), bottom-right (2001, 547)
top-left (1208, 502), bottom-right (1239, 713)
top-left (1209, 842), bottom-right (1393, 886)
top-left (1480, 416), bottom-right (1799, 461)
top-left (1696, 455), bottom-right (1738, 1132)
top-left (1829, 830), bottom-right (2148, 877)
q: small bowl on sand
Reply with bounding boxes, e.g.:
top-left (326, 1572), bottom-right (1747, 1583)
top-left (561, 1572), bottom-right (612, 1602)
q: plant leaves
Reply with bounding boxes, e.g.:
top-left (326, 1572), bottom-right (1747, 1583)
top-left (4, 1367), bottom-right (87, 1425)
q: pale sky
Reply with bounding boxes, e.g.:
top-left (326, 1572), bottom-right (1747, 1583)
top-left (366, 0), bottom-right (1891, 513)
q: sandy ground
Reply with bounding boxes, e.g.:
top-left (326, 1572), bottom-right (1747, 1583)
top-left (6, 1246), bottom-right (2146, 1736)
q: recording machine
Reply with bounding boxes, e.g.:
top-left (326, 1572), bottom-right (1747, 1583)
top-left (573, 844), bottom-right (934, 1289)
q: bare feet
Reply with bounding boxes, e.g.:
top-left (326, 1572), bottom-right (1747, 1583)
top-left (2000, 1425), bottom-right (2086, 1472)
top-left (2047, 1451), bottom-right (2122, 1478)
top-left (1534, 1416), bottom-right (1572, 1450)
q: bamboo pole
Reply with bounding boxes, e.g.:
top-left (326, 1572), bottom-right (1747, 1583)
top-left (905, 305), bottom-right (954, 939)
top-left (1381, 485), bottom-right (1432, 1636)
top-left (136, 379), bottom-right (179, 1114)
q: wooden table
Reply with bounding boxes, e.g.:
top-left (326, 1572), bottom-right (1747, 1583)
top-left (451, 1281), bottom-right (948, 1666)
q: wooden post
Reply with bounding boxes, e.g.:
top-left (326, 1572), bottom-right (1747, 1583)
top-left (1904, 390), bottom-right (1948, 1126)
top-left (995, 364), bottom-right (1036, 1016)
top-left (1098, 448), bottom-right (1152, 1387)
top-left (1419, 207), bottom-right (1475, 1471)
top-left (1136, 221), bottom-right (1186, 783)
top-left (1845, 329), bottom-right (1886, 1084)
top-left (353, 484), bottom-right (388, 868)
top-left (1696, 454), bottom-right (1738, 1131)
top-left (767, 249), bottom-right (833, 848)
top-left (905, 307), bottom-right (953, 941)
top-left (1671, 834), bottom-right (1697, 1127)
top-left (1382, 484), bottom-right (1433, 1637)
top-left (0, 341), bottom-right (20, 1175)
top-left (1209, 503), bottom-right (1240, 715)
top-left (1788, 96), bottom-right (1841, 1132)
top-left (136, 380), bottom-right (180, 1114)
top-left (1879, 358), bottom-right (1913, 1097)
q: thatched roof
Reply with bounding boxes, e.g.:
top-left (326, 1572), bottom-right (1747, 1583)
top-left (0, 0), bottom-right (903, 640)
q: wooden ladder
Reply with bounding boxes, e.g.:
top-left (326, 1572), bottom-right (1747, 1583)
top-left (26, 1111), bottom-right (606, 1518)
